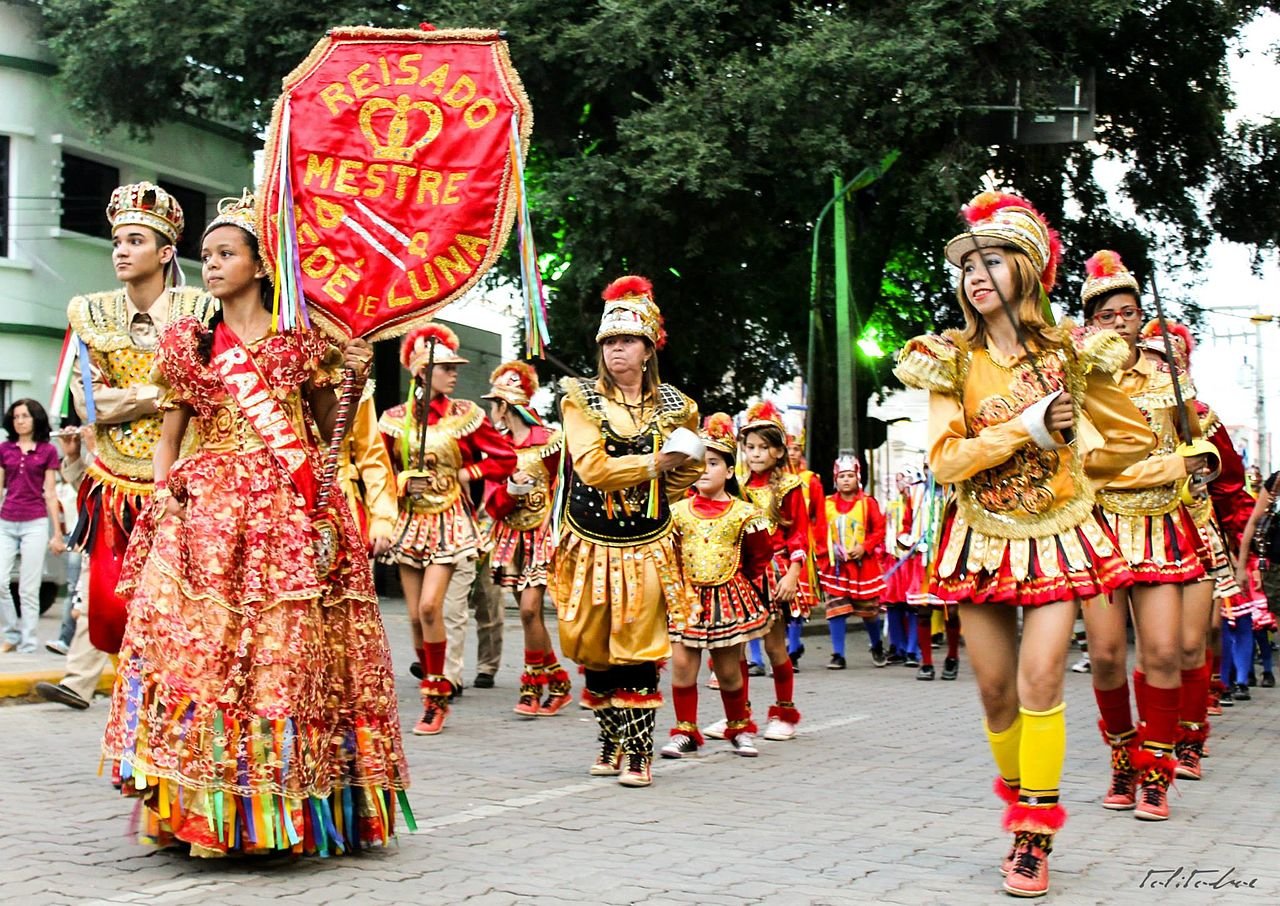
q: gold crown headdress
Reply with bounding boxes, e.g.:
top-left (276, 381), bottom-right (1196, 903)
top-left (1081, 250), bottom-right (1141, 309)
top-left (943, 191), bottom-right (1063, 291)
top-left (700, 412), bottom-right (738, 456)
top-left (202, 189), bottom-right (258, 241)
top-left (596, 275), bottom-right (667, 348)
top-left (106, 181), bottom-right (185, 244)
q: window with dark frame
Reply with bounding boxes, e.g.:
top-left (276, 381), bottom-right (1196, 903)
top-left (60, 153), bottom-right (120, 240)
top-left (0, 136), bottom-right (9, 257)
top-left (158, 181), bottom-right (207, 262)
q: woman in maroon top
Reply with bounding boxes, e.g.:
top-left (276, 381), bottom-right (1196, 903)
top-left (0, 399), bottom-right (66, 653)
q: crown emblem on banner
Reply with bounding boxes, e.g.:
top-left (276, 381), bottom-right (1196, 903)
top-left (359, 95), bottom-right (444, 161)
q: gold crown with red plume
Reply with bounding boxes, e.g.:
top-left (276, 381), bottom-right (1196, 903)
top-left (738, 399), bottom-right (786, 440)
top-left (483, 360), bottom-right (539, 407)
top-left (400, 322), bottom-right (468, 375)
top-left (1081, 250), bottom-right (1141, 308)
top-left (944, 191), bottom-right (1063, 291)
top-left (596, 275), bottom-right (667, 349)
top-left (700, 412), bottom-right (738, 456)
top-left (106, 181), bottom-right (185, 244)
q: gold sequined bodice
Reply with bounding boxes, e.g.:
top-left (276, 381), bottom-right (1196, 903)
top-left (505, 430), bottom-right (562, 532)
top-left (672, 497), bottom-right (761, 586)
top-left (383, 401), bottom-right (483, 516)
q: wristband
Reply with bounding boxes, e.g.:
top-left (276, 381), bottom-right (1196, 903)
top-left (1020, 390), bottom-right (1067, 450)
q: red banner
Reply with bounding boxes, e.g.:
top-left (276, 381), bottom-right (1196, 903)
top-left (259, 27), bottom-right (532, 341)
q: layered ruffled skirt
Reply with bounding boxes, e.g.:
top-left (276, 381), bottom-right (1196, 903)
top-left (670, 574), bottom-right (772, 648)
top-left (759, 553), bottom-right (815, 620)
top-left (381, 497), bottom-right (478, 568)
top-left (820, 557), bottom-right (886, 618)
top-left (1100, 505), bottom-right (1207, 585)
top-left (932, 504), bottom-right (1133, 607)
top-left (490, 519), bottom-right (552, 591)
top-left (104, 448), bottom-right (410, 856)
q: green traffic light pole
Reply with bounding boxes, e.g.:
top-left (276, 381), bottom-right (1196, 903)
top-left (803, 152), bottom-right (899, 464)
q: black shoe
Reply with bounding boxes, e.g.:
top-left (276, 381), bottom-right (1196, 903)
top-left (903, 654), bottom-right (920, 668)
top-left (941, 656), bottom-right (959, 681)
top-left (886, 652), bottom-right (906, 665)
top-left (747, 661), bottom-right (767, 677)
top-left (1263, 672), bottom-right (1276, 688)
top-left (870, 645), bottom-right (887, 668)
top-left (1247, 671), bottom-right (1257, 688)
top-left (827, 654), bottom-right (847, 670)
top-left (449, 681), bottom-right (464, 701)
top-left (789, 644), bottom-right (804, 672)
top-left (931, 632), bottom-right (943, 649)
top-left (473, 673), bottom-right (495, 689)
top-left (410, 661), bottom-right (424, 680)
top-left (34, 681), bottom-right (90, 710)
top-left (916, 665), bottom-right (935, 681)
top-left (1233, 683), bottom-right (1252, 701)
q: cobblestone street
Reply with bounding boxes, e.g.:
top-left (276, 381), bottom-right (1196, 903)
top-left (2, 604), bottom-right (1277, 905)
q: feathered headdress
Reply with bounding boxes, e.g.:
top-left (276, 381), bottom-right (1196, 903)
top-left (700, 412), bottom-right (738, 456)
top-left (1081, 250), bottom-right (1141, 310)
top-left (738, 399), bottom-right (786, 440)
top-left (1140, 318), bottom-right (1195, 370)
top-left (483, 359), bottom-right (543, 425)
top-left (944, 190), bottom-right (1063, 291)
top-left (400, 322), bottom-right (468, 373)
top-left (596, 275), bottom-right (667, 349)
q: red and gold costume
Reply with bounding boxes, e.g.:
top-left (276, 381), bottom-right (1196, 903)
top-left (820, 472), bottom-right (888, 618)
top-left (102, 315), bottom-right (408, 855)
top-left (549, 276), bottom-right (700, 785)
top-left (1095, 321), bottom-right (1207, 585)
top-left (336, 381), bottom-right (397, 545)
top-left (895, 326), bottom-right (1151, 606)
top-left (482, 359), bottom-right (571, 713)
top-left (379, 327), bottom-right (516, 570)
top-left (68, 182), bottom-right (217, 654)
top-left (787, 431), bottom-right (827, 606)
top-left (898, 193), bottom-right (1156, 896)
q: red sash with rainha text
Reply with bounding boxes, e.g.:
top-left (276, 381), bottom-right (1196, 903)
top-left (210, 323), bottom-right (319, 511)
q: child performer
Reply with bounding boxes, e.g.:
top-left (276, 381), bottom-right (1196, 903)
top-left (1082, 253), bottom-right (1215, 821)
top-left (482, 360), bottom-right (573, 717)
top-left (662, 413), bottom-right (773, 758)
top-left (819, 455), bottom-right (886, 670)
top-left (895, 192), bottom-right (1154, 897)
top-left (729, 401), bottom-right (811, 742)
top-left (784, 429), bottom-right (826, 668)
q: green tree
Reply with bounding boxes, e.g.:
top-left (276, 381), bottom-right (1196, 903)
top-left (32, 0), bottom-right (1279, 470)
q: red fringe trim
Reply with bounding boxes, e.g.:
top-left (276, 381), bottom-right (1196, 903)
top-left (1133, 746), bottom-right (1179, 784)
top-left (519, 670), bottom-right (549, 689)
top-left (1003, 802), bottom-right (1068, 835)
top-left (1176, 721), bottom-right (1209, 745)
top-left (419, 677), bottom-right (451, 700)
top-left (767, 703), bottom-right (801, 724)
top-left (580, 689), bottom-right (610, 710)
top-left (612, 689), bottom-right (663, 709)
top-left (724, 720), bottom-right (757, 741)
top-left (993, 776), bottom-right (1020, 805)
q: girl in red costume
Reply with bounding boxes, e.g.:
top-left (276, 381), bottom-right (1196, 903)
top-left (896, 193), bottom-right (1154, 897)
top-left (819, 455), bottom-right (887, 670)
top-left (380, 325), bottom-right (516, 736)
top-left (482, 360), bottom-right (573, 718)
top-left (1081, 252), bottom-right (1215, 821)
top-left (103, 194), bottom-right (409, 856)
top-left (661, 413), bottom-right (773, 758)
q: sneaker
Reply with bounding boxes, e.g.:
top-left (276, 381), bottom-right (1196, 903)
top-left (1071, 655), bottom-right (1091, 674)
top-left (1000, 840), bottom-right (1017, 877)
top-left (789, 645), bottom-right (804, 672)
top-left (473, 673), bottom-right (495, 689)
top-left (706, 673), bottom-right (721, 690)
top-left (870, 645), bottom-right (887, 668)
top-left (916, 665), bottom-right (935, 681)
top-left (1003, 834), bottom-right (1051, 897)
top-left (1102, 768), bottom-right (1137, 810)
top-left (903, 654), bottom-right (920, 668)
top-left (1135, 779), bottom-right (1170, 821)
top-left (932, 632), bottom-right (944, 649)
top-left (827, 654), bottom-right (847, 670)
top-left (538, 692), bottom-right (573, 716)
top-left (45, 640), bottom-right (70, 656)
top-left (590, 739), bottom-right (623, 776)
top-left (941, 656), bottom-right (959, 680)
top-left (1233, 683), bottom-right (1252, 701)
top-left (449, 681), bottom-right (463, 701)
top-left (885, 651), bottom-right (906, 665)
top-left (747, 661), bottom-right (767, 677)
top-left (730, 732), bottom-right (759, 757)
top-left (1248, 671), bottom-right (1258, 688)
top-left (618, 753), bottom-right (652, 787)
top-left (513, 693), bottom-right (541, 718)
top-left (1218, 689), bottom-right (1234, 707)
top-left (34, 681), bottom-right (90, 711)
top-left (409, 660), bottom-right (423, 680)
top-left (660, 733), bottom-right (699, 759)
top-left (412, 703), bottom-right (448, 736)
top-left (763, 718), bottom-right (796, 741)
top-left (1207, 699), bottom-right (1223, 716)
top-left (703, 718), bottom-right (728, 740)
top-left (1263, 672), bottom-right (1276, 688)
top-left (1176, 745), bottom-right (1202, 781)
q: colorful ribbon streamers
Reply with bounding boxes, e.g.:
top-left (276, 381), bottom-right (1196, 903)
top-left (509, 113), bottom-right (551, 358)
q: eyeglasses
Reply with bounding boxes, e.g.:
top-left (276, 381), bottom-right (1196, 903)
top-left (1093, 306), bottom-right (1142, 326)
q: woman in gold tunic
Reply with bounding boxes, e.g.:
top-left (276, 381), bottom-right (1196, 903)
top-left (550, 275), bottom-right (701, 788)
top-left (895, 191), bottom-right (1154, 897)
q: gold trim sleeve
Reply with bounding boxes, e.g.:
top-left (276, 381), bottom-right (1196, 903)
top-left (894, 333), bottom-right (962, 395)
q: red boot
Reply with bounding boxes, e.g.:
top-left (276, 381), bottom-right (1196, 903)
top-left (1001, 802), bottom-right (1066, 898)
top-left (1133, 746), bottom-right (1177, 821)
top-left (1174, 721), bottom-right (1208, 781)
top-left (1099, 721), bottom-right (1139, 810)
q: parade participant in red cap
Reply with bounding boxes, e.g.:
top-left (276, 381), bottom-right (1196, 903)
top-left (819, 455), bottom-right (887, 670)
